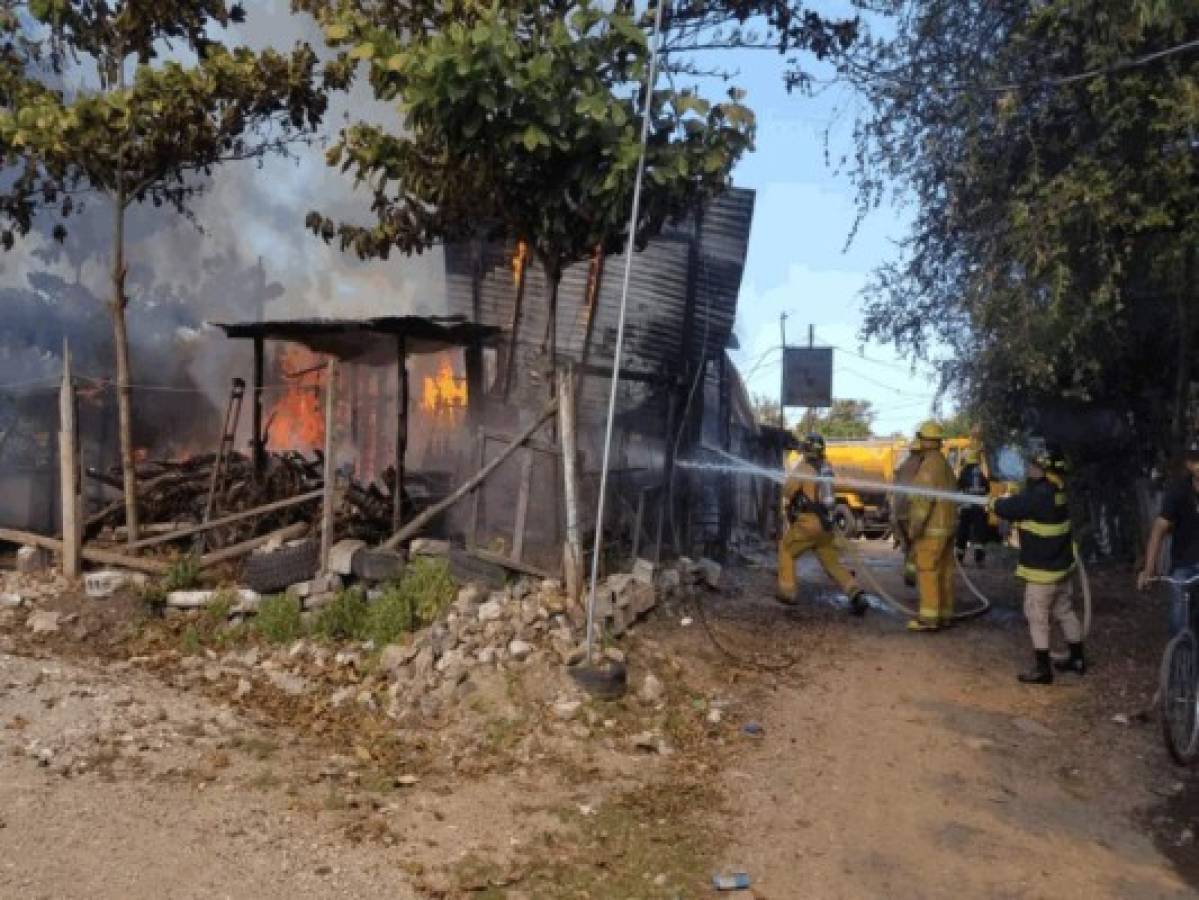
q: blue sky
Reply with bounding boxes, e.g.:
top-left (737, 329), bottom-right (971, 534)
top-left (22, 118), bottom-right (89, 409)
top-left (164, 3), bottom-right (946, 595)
top-left (711, 34), bottom-right (947, 438)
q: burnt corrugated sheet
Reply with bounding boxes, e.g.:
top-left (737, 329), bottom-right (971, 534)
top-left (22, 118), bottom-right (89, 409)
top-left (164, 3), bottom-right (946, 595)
top-left (444, 187), bottom-right (755, 429)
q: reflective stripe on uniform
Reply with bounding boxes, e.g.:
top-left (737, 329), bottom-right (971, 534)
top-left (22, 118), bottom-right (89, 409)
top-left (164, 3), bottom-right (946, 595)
top-left (1054, 493), bottom-right (1068, 507)
top-left (1018, 520), bottom-right (1072, 538)
top-left (1016, 562), bottom-right (1076, 584)
top-left (922, 528), bottom-right (954, 537)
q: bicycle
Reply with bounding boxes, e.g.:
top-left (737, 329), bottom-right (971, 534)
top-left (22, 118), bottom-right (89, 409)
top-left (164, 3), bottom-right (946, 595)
top-left (1150, 573), bottom-right (1199, 765)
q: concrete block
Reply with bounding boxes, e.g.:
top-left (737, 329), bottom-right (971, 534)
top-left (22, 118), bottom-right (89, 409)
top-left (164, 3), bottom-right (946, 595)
top-left (695, 557), bottom-right (722, 589)
top-left (328, 539), bottom-right (367, 576)
top-left (84, 569), bottom-right (147, 599)
top-left (631, 558), bottom-right (656, 586)
top-left (16, 546), bottom-right (50, 575)
top-left (352, 548), bottom-right (407, 582)
top-left (166, 588), bottom-right (260, 611)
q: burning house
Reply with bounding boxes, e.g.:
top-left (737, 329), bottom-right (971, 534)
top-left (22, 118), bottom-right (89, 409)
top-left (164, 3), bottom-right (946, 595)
top-left (0, 187), bottom-right (768, 590)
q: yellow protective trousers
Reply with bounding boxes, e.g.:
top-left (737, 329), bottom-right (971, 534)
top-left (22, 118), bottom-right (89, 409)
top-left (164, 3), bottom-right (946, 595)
top-left (913, 534), bottom-right (955, 625)
top-left (778, 513), bottom-right (859, 601)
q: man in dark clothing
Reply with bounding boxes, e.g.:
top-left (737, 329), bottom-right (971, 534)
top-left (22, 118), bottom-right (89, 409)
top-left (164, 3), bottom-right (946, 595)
top-left (1138, 438), bottom-right (1199, 636)
top-left (989, 445), bottom-right (1082, 684)
top-left (955, 446), bottom-right (992, 566)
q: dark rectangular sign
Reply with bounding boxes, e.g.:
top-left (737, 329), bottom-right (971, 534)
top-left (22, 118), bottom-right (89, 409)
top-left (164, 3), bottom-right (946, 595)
top-left (781, 347), bottom-right (833, 408)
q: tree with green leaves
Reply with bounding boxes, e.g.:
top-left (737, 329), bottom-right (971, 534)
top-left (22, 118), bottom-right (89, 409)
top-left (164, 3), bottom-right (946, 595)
top-left (295, 1), bottom-right (856, 376)
top-left (0, 1), bottom-right (329, 542)
top-left (840, 0), bottom-right (1199, 465)
top-left (300, 0), bottom-right (758, 374)
top-left (797, 398), bottom-right (876, 439)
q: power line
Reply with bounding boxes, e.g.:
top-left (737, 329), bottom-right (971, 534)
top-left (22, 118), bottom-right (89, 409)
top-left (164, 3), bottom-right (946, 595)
top-left (837, 36), bottom-right (1199, 95)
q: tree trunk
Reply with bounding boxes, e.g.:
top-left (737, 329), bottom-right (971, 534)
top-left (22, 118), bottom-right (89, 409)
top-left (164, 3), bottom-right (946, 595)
top-left (541, 257), bottom-right (562, 394)
top-left (111, 193), bottom-right (139, 545)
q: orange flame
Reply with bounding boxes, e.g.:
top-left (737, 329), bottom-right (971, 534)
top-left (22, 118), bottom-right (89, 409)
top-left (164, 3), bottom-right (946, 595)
top-left (511, 240), bottom-right (528, 287)
top-left (267, 346), bottom-right (326, 450)
top-left (420, 357), bottom-right (467, 415)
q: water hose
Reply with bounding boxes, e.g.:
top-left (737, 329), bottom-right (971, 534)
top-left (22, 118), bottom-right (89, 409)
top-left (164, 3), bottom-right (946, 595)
top-left (689, 447), bottom-right (1095, 634)
top-left (833, 535), bottom-right (990, 622)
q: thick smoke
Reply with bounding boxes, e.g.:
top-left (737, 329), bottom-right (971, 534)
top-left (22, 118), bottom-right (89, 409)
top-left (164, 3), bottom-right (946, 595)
top-left (0, 1), bottom-right (445, 469)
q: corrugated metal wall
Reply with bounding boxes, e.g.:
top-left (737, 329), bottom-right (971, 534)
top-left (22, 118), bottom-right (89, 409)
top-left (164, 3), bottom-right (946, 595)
top-left (444, 188), bottom-right (757, 560)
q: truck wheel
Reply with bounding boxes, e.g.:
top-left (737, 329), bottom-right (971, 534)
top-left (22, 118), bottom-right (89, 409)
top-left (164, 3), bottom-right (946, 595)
top-left (833, 503), bottom-right (861, 539)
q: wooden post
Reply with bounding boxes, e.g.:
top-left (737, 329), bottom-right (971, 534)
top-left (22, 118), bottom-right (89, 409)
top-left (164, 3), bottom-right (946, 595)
top-left (58, 343), bottom-right (81, 578)
top-left (558, 365), bottom-right (583, 602)
top-left (320, 360), bottom-right (337, 575)
top-left (383, 399), bottom-right (557, 550)
top-left (717, 352), bottom-right (734, 559)
top-left (513, 452), bottom-right (534, 562)
top-left (252, 335), bottom-right (266, 475)
top-left (502, 242), bottom-right (529, 401)
top-left (469, 427), bottom-right (485, 550)
top-left (394, 335), bottom-right (408, 533)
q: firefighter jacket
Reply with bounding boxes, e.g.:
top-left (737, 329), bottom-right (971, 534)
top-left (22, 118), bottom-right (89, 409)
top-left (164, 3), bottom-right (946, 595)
top-left (782, 458), bottom-right (834, 527)
top-left (992, 473), bottom-right (1075, 584)
top-left (907, 448), bottom-right (957, 541)
top-left (892, 449), bottom-right (924, 532)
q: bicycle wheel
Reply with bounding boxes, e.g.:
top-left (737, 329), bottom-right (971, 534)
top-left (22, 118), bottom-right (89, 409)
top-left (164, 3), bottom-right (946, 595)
top-left (1159, 629), bottom-right (1199, 765)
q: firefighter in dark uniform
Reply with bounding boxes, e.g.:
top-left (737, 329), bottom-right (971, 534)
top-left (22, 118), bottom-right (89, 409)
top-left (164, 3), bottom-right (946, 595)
top-left (989, 445), bottom-right (1082, 684)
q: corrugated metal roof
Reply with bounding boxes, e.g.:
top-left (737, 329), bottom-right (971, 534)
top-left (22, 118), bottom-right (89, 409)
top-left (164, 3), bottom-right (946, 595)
top-left (212, 316), bottom-right (501, 361)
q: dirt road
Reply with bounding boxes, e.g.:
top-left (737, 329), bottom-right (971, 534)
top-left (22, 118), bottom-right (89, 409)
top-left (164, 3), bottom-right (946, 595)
top-left (0, 545), bottom-right (1194, 899)
top-left (705, 547), bottom-right (1197, 899)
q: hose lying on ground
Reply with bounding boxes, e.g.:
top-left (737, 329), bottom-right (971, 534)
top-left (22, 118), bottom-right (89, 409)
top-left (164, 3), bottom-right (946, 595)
top-left (835, 535), bottom-right (1092, 638)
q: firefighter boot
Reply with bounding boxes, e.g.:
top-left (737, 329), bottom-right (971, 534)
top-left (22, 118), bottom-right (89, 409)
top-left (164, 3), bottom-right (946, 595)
top-left (1053, 642), bottom-right (1087, 675)
top-left (848, 589), bottom-right (869, 617)
top-left (1018, 650), bottom-right (1053, 685)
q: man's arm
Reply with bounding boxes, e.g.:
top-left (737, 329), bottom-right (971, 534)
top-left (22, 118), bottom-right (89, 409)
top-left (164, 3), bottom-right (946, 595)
top-left (1138, 517), bottom-right (1174, 591)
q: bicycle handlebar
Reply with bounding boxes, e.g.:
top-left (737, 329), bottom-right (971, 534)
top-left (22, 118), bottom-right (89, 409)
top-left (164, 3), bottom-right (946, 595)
top-left (1147, 574), bottom-right (1199, 587)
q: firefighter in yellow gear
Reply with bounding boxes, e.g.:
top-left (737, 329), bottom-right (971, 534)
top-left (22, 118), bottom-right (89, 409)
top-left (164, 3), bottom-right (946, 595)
top-left (906, 421), bottom-right (958, 631)
top-left (777, 434), bottom-right (869, 616)
top-left (892, 438), bottom-right (924, 587)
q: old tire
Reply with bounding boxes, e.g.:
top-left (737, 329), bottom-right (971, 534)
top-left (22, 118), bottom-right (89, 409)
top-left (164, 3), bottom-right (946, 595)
top-left (568, 660), bottom-right (628, 700)
top-left (833, 503), bottom-right (861, 540)
top-left (242, 538), bottom-right (319, 595)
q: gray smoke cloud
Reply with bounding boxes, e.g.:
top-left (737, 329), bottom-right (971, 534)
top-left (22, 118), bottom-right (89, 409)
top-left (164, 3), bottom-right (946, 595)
top-left (0, 0), bottom-right (445, 459)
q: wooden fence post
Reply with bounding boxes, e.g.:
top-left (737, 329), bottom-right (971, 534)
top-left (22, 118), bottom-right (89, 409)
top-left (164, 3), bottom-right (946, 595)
top-left (320, 360), bottom-right (338, 576)
top-left (59, 342), bottom-right (81, 578)
top-left (558, 365), bottom-right (583, 602)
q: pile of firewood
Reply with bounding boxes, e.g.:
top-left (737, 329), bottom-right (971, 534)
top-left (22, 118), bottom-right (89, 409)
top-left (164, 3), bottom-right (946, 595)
top-left (84, 452), bottom-right (445, 549)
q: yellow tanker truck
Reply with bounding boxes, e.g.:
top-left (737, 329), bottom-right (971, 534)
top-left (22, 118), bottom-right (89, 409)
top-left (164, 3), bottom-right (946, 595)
top-left (812, 437), bottom-right (1013, 539)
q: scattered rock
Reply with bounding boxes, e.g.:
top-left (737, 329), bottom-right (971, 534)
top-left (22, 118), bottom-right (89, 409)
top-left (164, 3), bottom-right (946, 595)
top-left (84, 569), bottom-right (146, 599)
top-left (965, 737), bottom-right (995, 752)
top-left (508, 640), bottom-right (533, 661)
top-left (631, 731), bottom-right (665, 754)
top-left (379, 643), bottom-right (418, 674)
top-left (603, 647), bottom-right (626, 664)
top-left (410, 539), bottom-right (451, 557)
top-left (265, 670), bottom-right (310, 697)
top-left (395, 774), bottom-right (420, 787)
top-left (695, 558), bottom-right (722, 589)
top-left (0, 592), bottom-right (23, 609)
top-left (1111, 713), bottom-right (1130, 726)
top-left (707, 708), bottom-right (723, 725)
top-left (166, 589), bottom-right (259, 611)
top-left (26, 611), bottom-right (60, 635)
top-left (15, 546), bottom-right (50, 575)
top-left (328, 539), bottom-right (367, 576)
top-left (235, 678), bottom-right (252, 700)
top-left (1180, 827), bottom-right (1195, 847)
top-left (478, 599), bottom-right (505, 623)
top-left (411, 646), bottom-right (435, 682)
top-left (552, 699), bottom-right (582, 721)
top-left (1013, 717), bottom-right (1055, 738)
top-left (638, 673), bottom-right (665, 706)
top-left (680, 617), bottom-right (694, 627)
top-left (632, 558), bottom-right (656, 586)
